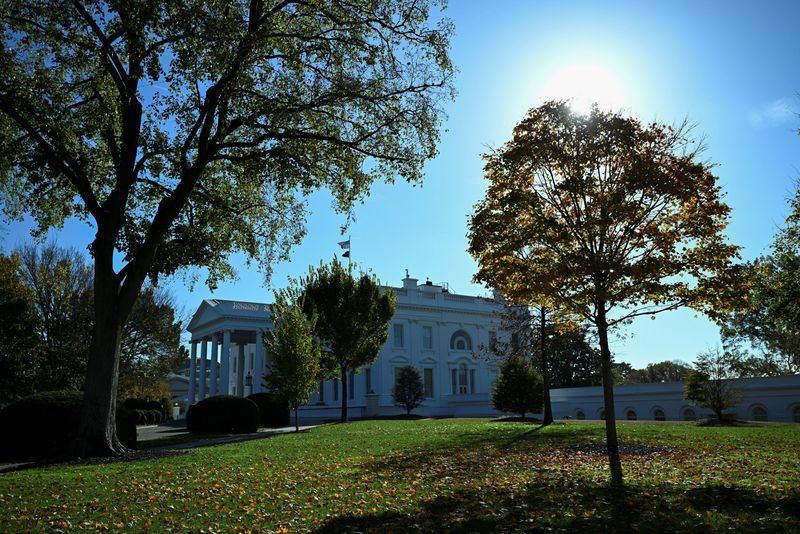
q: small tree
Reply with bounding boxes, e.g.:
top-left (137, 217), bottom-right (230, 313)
top-left (469, 102), bottom-right (743, 486)
top-left (301, 258), bottom-right (395, 422)
top-left (491, 354), bottom-right (543, 420)
top-left (264, 290), bottom-right (321, 432)
top-left (393, 366), bottom-right (424, 415)
top-left (684, 348), bottom-right (741, 421)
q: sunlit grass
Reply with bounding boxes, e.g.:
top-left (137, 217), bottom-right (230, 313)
top-left (0, 419), bottom-right (798, 532)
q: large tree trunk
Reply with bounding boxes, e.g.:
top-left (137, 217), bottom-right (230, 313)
top-left (72, 244), bottom-right (130, 457)
top-left (539, 306), bottom-right (554, 425)
top-left (340, 364), bottom-right (348, 423)
top-left (597, 304), bottom-right (623, 488)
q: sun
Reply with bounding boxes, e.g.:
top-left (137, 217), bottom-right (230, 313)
top-left (539, 64), bottom-right (626, 115)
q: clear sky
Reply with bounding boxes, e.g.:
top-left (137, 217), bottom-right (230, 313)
top-left (2, 1), bottom-right (799, 369)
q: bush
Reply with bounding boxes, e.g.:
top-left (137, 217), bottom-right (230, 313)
top-left (124, 397), bottom-right (169, 423)
top-left (492, 355), bottom-right (543, 419)
top-left (0, 390), bottom-right (136, 460)
top-left (186, 395), bottom-right (260, 434)
top-left (247, 393), bottom-right (290, 428)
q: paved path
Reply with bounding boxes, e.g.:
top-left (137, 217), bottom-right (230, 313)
top-left (139, 421), bottom-right (318, 450)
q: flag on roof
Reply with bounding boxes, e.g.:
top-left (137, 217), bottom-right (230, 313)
top-left (338, 239), bottom-right (350, 250)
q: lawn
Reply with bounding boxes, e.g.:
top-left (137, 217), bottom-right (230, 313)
top-left (1, 419), bottom-right (798, 532)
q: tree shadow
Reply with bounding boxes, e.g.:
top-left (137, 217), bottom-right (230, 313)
top-left (312, 481), bottom-right (800, 533)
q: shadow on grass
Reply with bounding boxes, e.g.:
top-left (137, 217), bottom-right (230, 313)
top-left (313, 481), bottom-right (800, 533)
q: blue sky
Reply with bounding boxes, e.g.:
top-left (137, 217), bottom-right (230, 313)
top-left (2, 1), bottom-right (799, 369)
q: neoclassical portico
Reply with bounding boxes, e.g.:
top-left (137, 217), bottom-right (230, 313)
top-left (186, 300), bottom-right (271, 406)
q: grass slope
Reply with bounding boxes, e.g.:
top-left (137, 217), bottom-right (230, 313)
top-left (1, 419), bottom-right (798, 532)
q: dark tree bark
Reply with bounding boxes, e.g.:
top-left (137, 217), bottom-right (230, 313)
top-left (340, 364), bottom-right (348, 423)
top-left (597, 303), bottom-right (623, 487)
top-left (294, 407), bottom-right (299, 432)
top-left (540, 306), bottom-right (554, 426)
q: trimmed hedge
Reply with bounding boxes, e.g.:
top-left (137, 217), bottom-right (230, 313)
top-left (124, 398), bottom-right (169, 424)
top-left (247, 392), bottom-right (290, 428)
top-left (186, 395), bottom-right (260, 434)
top-left (0, 390), bottom-right (137, 460)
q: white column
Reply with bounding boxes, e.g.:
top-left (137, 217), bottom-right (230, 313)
top-left (188, 340), bottom-right (197, 406)
top-left (199, 338), bottom-right (208, 400)
top-left (238, 343), bottom-right (246, 396)
top-left (254, 330), bottom-right (265, 393)
top-left (210, 333), bottom-right (219, 396)
top-left (220, 329), bottom-right (231, 395)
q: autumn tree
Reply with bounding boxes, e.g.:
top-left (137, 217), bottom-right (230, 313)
top-left (0, 0), bottom-right (453, 455)
top-left (264, 289), bottom-right (321, 432)
top-left (684, 348), bottom-right (741, 421)
top-left (301, 258), bottom-right (395, 422)
top-left (0, 254), bottom-right (39, 405)
top-left (393, 365), bottom-right (424, 415)
top-left (469, 102), bottom-right (742, 486)
top-left (491, 354), bottom-right (543, 420)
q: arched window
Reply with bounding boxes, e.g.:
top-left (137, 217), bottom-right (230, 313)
top-left (683, 408), bottom-right (696, 421)
top-left (450, 330), bottom-right (472, 351)
top-left (626, 409), bottom-right (637, 421)
top-left (653, 409), bottom-right (666, 421)
top-left (793, 406), bottom-right (800, 423)
top-left (751, 406), bottom-right (768, 422)
top-left (575, 410), bottom-right (586, 420)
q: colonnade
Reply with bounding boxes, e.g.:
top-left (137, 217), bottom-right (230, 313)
top-left (187, 329), bottom-right (265, 406)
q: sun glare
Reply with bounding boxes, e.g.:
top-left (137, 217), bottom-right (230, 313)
top-left (539, 64), bottom-right (626, 115)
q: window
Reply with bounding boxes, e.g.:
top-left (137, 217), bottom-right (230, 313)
top-left (422, 326), bottom-right (433, 350)
top-left (250, 352), bottom-right (254, 369)
top-left (450, 330), bottom-right (472, 351)
top-left (393, 324), bottom-right (404, 348)
top-left (626, 409), bottom-right (637, 421)
top-left (751, 406), bottom-right (768, 422)
top-left (333, 379), bottom-right (339, 401)
top-left (423, 368), bottom-right (434, 398)
top-left (683, 408), bottom-right (696, 421)
top-left (575, 410), bottom-right (586, 420)
top-left (793, 406), bottom-right (800, 423)
top-left (318, 380), bottom-right (325, 403)
top-left (365, 368), bottom-right (372, 394)
top-left (451, 368), bottom-right (457, 395)
top-left (470, 369), bottom-right (476, 394)
top-left (458, 364), bottom-right (468, 394)
top-left (489, 330), bottom-right (497, 347)
top-left (653, 409), bottom-right (666, 421)
top-left (348, 371), bottom-right (355, 400)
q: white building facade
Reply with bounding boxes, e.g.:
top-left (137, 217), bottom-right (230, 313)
top-left (551, 375), bottom-right (800, 423)
top-left (184, 274), bottom-right (506, 421)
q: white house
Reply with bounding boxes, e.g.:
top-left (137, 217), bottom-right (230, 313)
top-left (181, 272), bottom-right (800, 424)
top-left (183, 274), bottom-right (506, 421)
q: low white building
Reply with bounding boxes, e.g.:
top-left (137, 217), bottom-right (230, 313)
top-left (551, 375), bottom-right (800, 423)
top-left (184, 274), bottom-right (506, 421)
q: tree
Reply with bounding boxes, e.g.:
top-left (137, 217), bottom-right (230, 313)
top-left (17, 243), bottom-right (92, 391)
top-left (264, 290), bottom-right (321, 432)
top-left (301, 258), bottom-right (395, 422)
top-left (0, 253), bottom-right (39, 405)
top-left (0, 1), bottom-right (453, 455)
top-left (469, 102), bottom-right (743, 486)
top-left (684, 348), bottom-right (741, 421)
top-left (491, 354), bottom-right (543, 420)
top-left (16, 243), bottom-right (185, 398)
top-left (485, 303), bottom-right (581, 424)
top-left (623, 360), bottom-right (692, 384)
top-left (541, 325), bottom-right (601, 388)
top-left (767, 182), bottom-right (800, 335)
top-left (393, 365), bottom-right (424, 415)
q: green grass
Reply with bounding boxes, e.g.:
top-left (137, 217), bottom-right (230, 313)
top-left (1, 419), bottom-right (798, 532)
